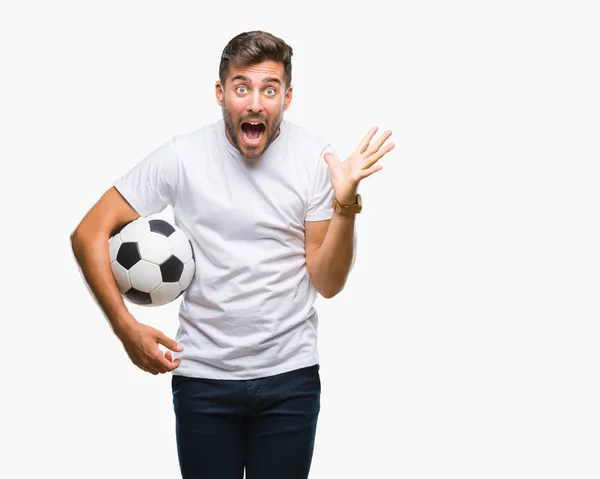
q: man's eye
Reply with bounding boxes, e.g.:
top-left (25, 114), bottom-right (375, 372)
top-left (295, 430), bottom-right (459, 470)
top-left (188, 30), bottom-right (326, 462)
top-left (265, 88), bottom-right (276, 95)
top-left (236, 86), bottom-right (247, 93)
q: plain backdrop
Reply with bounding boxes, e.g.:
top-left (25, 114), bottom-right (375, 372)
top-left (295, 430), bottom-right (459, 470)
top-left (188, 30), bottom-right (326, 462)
top-left (1, 1), bottom-right (599, 478)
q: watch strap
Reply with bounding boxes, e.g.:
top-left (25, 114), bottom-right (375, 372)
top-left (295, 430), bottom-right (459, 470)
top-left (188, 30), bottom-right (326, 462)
top-left (332, 194), bottom-right (362, 216)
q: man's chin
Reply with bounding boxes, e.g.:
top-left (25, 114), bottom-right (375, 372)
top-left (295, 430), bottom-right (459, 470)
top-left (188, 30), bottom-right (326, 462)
top-left (239, 146), bottom-right (265, 159)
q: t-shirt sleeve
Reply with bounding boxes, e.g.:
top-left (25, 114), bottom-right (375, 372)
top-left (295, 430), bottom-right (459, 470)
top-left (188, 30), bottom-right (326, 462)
top-left (113, 137), bottom-right (179, 217)
top-left (306, 144), bottom-right (336, 221)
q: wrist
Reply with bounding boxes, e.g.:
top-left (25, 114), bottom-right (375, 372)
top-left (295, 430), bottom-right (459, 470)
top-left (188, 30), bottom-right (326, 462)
top-left (112, 313), bottom-right (138, 340)
top-left (334, 187), bottom-right (359, 205)
top-left (332, 193), bottom-right (362, 216)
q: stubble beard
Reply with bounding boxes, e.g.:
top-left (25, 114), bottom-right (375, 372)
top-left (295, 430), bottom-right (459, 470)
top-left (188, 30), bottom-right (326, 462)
top-left (222, 103), bottom-right (283, 160)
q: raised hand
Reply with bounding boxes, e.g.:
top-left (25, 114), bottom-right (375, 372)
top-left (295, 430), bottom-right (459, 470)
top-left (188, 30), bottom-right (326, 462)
top-left (323, 126), bottom-right (394, 204)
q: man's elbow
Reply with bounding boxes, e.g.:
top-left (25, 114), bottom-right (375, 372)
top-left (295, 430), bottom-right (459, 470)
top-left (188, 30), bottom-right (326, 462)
top-left (308, 265), bottom-right (346, 299)
top-left (70, 224), bottom-right (91, 259)
top-left (70, 227), bottom-right (88, 263)
top-left (70, 226), bottom-right (81, 242)
top-left (318, 284), bottom-right (344, 299)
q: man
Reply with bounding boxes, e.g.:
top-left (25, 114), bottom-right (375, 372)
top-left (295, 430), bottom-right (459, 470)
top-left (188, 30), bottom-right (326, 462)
top-left (71, 30), bottom-right (393, 479)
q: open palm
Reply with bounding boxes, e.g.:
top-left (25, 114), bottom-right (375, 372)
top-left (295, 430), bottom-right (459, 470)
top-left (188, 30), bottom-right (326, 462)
top-left (323, 126), bottom-right (395, 204)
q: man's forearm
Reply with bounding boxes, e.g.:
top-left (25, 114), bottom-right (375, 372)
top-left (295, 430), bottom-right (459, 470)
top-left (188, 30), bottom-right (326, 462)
top-left (71, 229), bottom-right (137, 338)
top-left (310, 213), bottom-right (356, 298)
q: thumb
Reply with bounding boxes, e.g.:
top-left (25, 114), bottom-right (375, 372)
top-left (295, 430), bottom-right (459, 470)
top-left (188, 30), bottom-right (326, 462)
top-left (156, 332), bottom-right (184, 352)
top-left (165, 350), bottom-right (181, 364)
top-left (323, 152), bottom-right (336, 168)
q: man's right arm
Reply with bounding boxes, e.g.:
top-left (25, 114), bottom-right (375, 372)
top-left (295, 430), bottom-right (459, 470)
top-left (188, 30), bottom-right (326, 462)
top-left (70, 186), bottom-right (140, 337)
top-left (71, 186), bottom-right (183, 375)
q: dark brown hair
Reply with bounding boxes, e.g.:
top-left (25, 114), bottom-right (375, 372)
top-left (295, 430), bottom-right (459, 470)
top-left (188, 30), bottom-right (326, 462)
top-left (219, 31), bottom-right (293, 88)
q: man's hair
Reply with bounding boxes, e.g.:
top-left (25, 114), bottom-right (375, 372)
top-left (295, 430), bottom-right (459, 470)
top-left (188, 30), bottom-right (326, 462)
top-left (219, 31), bottom-right (293, 88)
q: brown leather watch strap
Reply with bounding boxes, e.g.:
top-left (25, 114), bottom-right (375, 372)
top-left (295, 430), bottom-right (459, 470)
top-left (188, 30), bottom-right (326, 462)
top-left (332, 194), bottom-right (362, 216)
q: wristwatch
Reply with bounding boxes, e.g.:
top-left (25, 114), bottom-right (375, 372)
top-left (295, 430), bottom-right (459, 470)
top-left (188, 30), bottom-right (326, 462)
top-left (332, 194), bottom-right (362, 216)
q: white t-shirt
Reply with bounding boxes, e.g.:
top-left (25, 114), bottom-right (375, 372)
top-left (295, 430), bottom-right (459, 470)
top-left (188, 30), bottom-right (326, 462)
top-left (113, 118), bottom-right (336, 379)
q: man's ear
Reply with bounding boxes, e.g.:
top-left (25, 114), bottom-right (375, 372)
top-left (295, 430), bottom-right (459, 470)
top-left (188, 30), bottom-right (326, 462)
top-left (216, 80), bottom-right (224, 106)
top-left (283, 84), bottom-right (293, 111)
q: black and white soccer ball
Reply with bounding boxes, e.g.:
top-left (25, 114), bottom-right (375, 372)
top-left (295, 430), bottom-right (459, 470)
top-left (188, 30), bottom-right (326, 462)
top-left (108, 217), bottom-right (195, 306)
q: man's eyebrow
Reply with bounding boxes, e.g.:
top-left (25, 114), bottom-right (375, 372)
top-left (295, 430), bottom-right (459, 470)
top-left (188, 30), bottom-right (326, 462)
top-left (231, 75), bottom-right (282, 85)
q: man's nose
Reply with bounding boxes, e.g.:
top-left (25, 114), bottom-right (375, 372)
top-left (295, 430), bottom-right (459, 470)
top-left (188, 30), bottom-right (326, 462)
top-left (246, 92), bottom-right (264, 113)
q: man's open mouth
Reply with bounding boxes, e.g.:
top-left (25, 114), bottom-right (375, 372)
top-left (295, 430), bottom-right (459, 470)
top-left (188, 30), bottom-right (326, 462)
top-left (241, 121), bottom-right (266, 144)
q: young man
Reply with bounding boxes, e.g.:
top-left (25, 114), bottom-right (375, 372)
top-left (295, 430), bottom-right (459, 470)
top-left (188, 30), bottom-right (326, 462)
top-left (71, 30), bottom-right (393, 479)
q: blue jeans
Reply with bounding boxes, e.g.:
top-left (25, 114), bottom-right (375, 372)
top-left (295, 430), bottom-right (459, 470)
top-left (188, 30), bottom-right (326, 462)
top-left (172, 364), bottom-right (321, 479)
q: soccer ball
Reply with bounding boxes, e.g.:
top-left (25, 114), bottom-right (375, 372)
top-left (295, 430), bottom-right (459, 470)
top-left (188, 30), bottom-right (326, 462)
top-left (108, 217), bottom-right (195, 306)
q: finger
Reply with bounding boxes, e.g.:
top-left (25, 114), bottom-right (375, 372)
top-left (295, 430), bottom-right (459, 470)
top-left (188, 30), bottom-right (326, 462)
top-left (136, 358), bottom-right (162, 375)
top-left (156, 353), bottom-right (180, 373)
top-left (139, 363), bottom-right (158, 375)
top-left (163, 351), bottom-right (181, 371)
top-left (323, 152), bottom-right (336, 168)
top-left (358, 163), bottom-right (383, 180)
top-left (155, 358), bottom-right (181, 374)
top-left (142, 361), bottom-right (161, 375)
top-left (156, 333), bottom-right (184, 353)
top-left (364, 130), bottom-right (393, 157)
top-left (135, 362), bottom-right (150, 374)
top-left (357, 126), bottom-right (379, 154)
top-left (167, 358), bottom-right (181, 372)
top-left (364, 143), bottom-right (395, 169)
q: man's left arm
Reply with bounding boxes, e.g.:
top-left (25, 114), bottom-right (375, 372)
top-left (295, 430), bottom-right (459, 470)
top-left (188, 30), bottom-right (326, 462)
top-left (305, 213), bottom-right (356, 299)
top-left (305, 126), bottom-right (394, 298)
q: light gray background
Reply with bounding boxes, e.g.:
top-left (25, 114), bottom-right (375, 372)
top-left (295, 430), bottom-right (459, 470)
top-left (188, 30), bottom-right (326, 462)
top-left (2, 1), bottom-right (599, 478)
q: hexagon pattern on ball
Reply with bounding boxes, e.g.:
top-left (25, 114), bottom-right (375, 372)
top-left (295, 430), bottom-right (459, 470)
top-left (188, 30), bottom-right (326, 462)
top-left (108, 217), bottom-right (196, 306)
